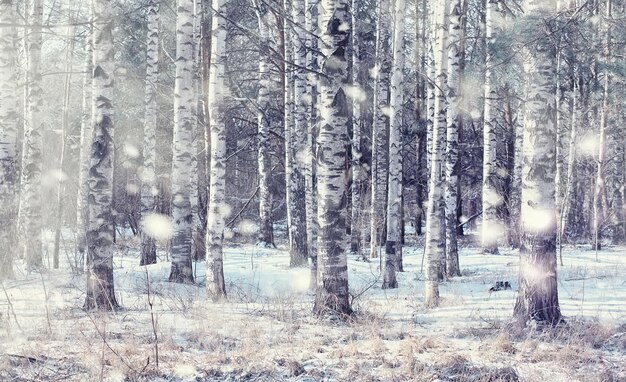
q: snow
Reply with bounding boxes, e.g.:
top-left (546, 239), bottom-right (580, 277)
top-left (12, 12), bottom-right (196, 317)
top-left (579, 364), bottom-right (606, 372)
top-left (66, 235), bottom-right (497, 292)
top-left (141, 213), bottom-right (175, 242)
top-left (1, 234), bottom-right (625, 381)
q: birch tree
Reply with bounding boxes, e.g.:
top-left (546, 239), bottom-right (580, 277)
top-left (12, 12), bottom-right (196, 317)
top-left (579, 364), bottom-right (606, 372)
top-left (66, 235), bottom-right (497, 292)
top-left (305, 0), bottom-right (319, 285)
top-left (289, 0), bottom-right (310, 266)
top-left (481, 0), bottom-right (500, 254)
top-left (444, 0), bottom-right (463, 277)
top-left (369, 0), bottom-right (391, 258)
top-left (206, 0), bottom-right (228, 300)
top-left (254, 0), bottom-right (276, 248)
top-left (424, 0), bottom-right (449, 308)
top-left (76, 26), bottom-right (93, 272)
top-left (169, 0), bottom-right (195, 283)
top-left (313, 0), bottom-right (352, 316)
top-left (84, 0), bottom-right (119, 310)
top-left (0, 0), bottom-right (18, 279)
top-left (513, 0), bottom-right (562, 325)
top-left (140, 0), bottom-right (159, 266)
top-left (383, 0), bottom-right (406, 289)
top-left (19, 0), bottom-right (44, 270)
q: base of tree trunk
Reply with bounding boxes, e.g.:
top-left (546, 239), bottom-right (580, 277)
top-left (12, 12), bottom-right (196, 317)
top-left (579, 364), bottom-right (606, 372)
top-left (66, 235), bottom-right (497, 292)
top-left (168, 263), bottom-right (194, 284)
top-left (140, 234), bottom-right (157, 266)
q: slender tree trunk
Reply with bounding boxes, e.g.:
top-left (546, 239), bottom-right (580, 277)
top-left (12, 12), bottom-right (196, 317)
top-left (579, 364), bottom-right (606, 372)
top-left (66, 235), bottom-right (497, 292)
top-left (305, 0), bottom-right (319, 286)
top-left (289, 0), bottom-right (309, 266)
top-left (169, 0), bottom-right (195, 283)
top-left (19, 0), bottom-right (44, 270)
top-left (255, 0), bottom-right (276, 248)
top-left (313, 0), bottom-right (352, 317)
top-left (76, 27), bottom-right (93, 272)
top-left (350, 0), bottom-right (365, 256)
top-left (383, 0), bottom-right (406, 289)
top-left (424, 0), bottom-right (449, 307)
top-left (0, 0), bottom-right (18, 279)
top-left (140, 0), bottom-right (159, 266)
top-left (481, 0), bottom-right (499, 254)
top-left (369, 0), bottom-right (391, 258)
top-left (513, 0), bottom-right (562, 326)
top-left (84, 0), bottom-right (119, 311)
top-left (206, 0), bottom-right (228, 300)
top-left (444, 0), bottom-right (463, 277)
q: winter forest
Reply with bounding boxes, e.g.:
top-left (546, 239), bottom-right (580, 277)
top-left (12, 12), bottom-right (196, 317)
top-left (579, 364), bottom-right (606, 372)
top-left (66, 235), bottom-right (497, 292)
top-left (1, 0), bottom-right (626, 380)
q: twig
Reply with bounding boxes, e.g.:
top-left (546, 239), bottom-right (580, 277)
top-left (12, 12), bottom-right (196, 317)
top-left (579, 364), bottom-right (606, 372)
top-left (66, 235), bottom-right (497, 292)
top-left (144, 266), bottom-right (159, 369)
top-left (226, 187), bottom-right (260, 228)
top-left (1, 282), bottom-right (22, 331)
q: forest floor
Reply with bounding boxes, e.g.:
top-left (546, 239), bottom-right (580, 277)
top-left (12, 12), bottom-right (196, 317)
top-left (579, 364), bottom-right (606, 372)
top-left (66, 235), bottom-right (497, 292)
top-left (1, 229), bottom-right (625, 381)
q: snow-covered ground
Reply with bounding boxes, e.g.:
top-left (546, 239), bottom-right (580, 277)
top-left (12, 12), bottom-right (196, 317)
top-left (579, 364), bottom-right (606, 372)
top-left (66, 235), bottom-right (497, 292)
top-left (1, 232), bottom-right (625, 381)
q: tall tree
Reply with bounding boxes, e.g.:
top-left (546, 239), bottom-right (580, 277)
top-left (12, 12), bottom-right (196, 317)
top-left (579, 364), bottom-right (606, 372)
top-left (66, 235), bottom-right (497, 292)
top-left (289, 0), bottom-right (310, 266)
top-left (313, 0), bottom-right (352, 317)
top-left (424, 0), bottom-right (449, 308)
top-left (18, 0), bottom-right (44, 270)
top-left (84, 0), bottom-right (119, 311)
top-left (513, 0), bottom-right (562, 326)
top-left (444, 0), bottom-right (463, 277)
top-left (0, 0), bottom-right (18, 279)
top-left (254, 0), bottom-right (277, 248)
top-left (383, 0), bottom-right (406, 289)
top-left (369, 0), bottom-right (391, 258)
top-left (481, 0), bottom-right (500, 254)
top-left (169, 0), bottom-right (195, 283)
top-left (206, 0), bottom-right (228, 300)
top-left (305, 0), bottom-right (319, 285)
top-left (140, 0), bottom-right (160, 266)
top-left (76, 22), bottom-right (93, 273)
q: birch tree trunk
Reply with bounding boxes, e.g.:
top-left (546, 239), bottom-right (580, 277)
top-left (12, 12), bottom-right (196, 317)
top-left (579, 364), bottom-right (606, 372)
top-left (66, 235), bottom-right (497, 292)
top-left (424, 0), bottom-right (449, 308)
top-left (76, 28), bottom-right (93, 273)
top-left (0, 0), bottom-right (18, 279)
top-left (206, 0), bottom-right (228, 300)
top-left (84, 0), bottom-right (119, 310)
top-left (445, 0), bottom-right (463, 277)
top-left (513, 0), bottom-right (562, 326)
top-left (593, 0), bottom-right (611, 253)
top-left (255, 0), bottom-right (276, 248)
top-left (305, 0), bottom-right (319, 285)
top-left (313, 0), bottom-right (352, 317)
top-left (481, 0), bottom-right (500, 254)
top-left (19, 0), bottom-right (44, 270)
top-left (383, 0), bottom-right (406, 289)
top-left (369, 0), bottom-right (391, 258)
top-left (289, 0), bottom-right (309, 266)
top-left (349, 0), bottom-right (365, 256)
top-left (140, 0), bottom-right (159, 266)
top-left (169, 0), bottom-right (195, 283)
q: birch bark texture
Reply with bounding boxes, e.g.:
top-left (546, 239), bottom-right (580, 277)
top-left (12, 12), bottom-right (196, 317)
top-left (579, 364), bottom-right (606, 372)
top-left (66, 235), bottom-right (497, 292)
top-left (290, 0), bottom-right (310, 266)
top-left (481, 0), bottom-right (500, 254)
top-left (206, 0), bottom-right (228, 300)
top-left (513, 0), bottom-right (562, 325)
top-left (369, 0), bottom-right (391, 258)
top-left (84, 0), bottom-right (119, 310)
top-left (254, 0), bottom-right (276, 248)
top-left (383, 0), bottom-right (406, 289)
top-left (424, 0), bottom-right (449, 308)
top-left (76, 27), bottom-right (93, 272)
top-left (445, 0), bottom-right (463, 277)
top-left (0, 0), bottom-right (18, 278)
top-left (313, 0), bottom-right (352, 317)
top-left (140, 0), bottom-right (159, 266)
top-left (19, 0), bottom-right (44, 270)
top-left (169, 0), bottom-right (195, 283)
